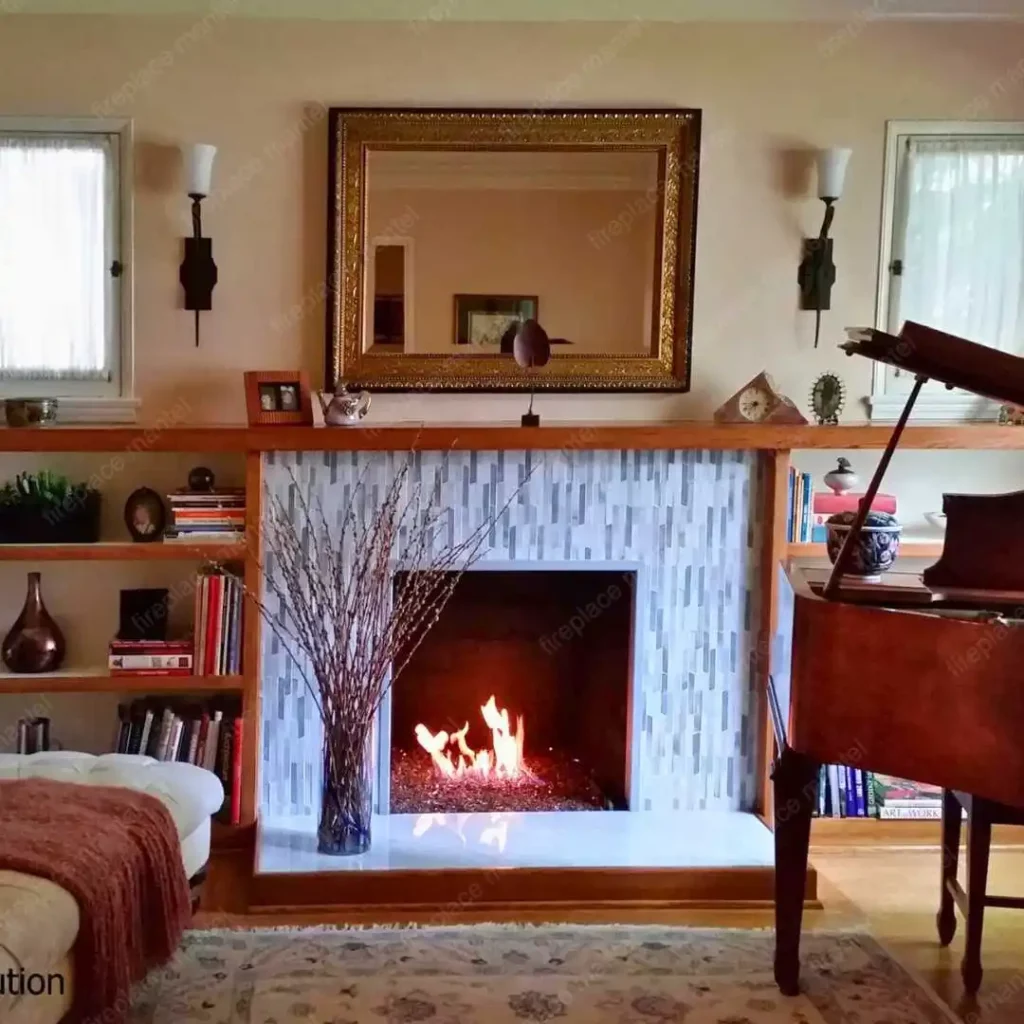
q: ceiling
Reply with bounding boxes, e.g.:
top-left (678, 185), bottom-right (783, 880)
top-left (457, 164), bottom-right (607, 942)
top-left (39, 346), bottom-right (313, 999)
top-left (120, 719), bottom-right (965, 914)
top-left (10, 0), bottom-right (1024, 19)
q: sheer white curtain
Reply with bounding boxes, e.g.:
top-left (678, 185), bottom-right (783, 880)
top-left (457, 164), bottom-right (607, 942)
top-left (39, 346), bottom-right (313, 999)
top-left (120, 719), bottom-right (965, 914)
top-left (0, 135), bottom-right (113, 381)
top-left (897, 136), bottom-right (1024, 355)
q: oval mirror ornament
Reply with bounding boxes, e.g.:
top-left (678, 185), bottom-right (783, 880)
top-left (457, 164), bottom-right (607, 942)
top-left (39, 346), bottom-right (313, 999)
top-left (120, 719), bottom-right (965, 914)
top-left (513, 319), bottom-right (551, 369)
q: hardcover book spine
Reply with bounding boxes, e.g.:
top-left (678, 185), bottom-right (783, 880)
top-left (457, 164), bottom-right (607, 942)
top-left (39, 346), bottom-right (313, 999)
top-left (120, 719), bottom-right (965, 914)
top-left (230, 717), bottom-right (243, 826)
top-left (108, 654), bottom-right (194, 671)
top-left (216, 719), bottom-right (233, 820)
top-left (195, 575), bottom-right (208, 679)
top-left (800, 473), bottom-right (812, 543)
top-left (205, 574), bottom-right (222, 676)
top-left (137, 709), bottom-right (155, 758)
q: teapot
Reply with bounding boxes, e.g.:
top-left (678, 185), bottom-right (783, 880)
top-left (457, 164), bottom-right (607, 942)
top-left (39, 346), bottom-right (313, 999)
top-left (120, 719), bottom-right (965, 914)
top-left (318, 382), bottom-right (371, 426)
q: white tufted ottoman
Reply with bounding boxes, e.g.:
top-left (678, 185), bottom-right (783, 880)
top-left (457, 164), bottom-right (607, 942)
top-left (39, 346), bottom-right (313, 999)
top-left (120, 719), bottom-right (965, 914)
top-left (0, 752), bottom-right (225, 1024)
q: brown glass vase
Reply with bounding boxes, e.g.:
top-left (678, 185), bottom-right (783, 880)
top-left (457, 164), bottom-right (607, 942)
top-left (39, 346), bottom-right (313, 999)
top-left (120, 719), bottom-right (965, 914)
top-left (2, 572), bottom-right (65, 673)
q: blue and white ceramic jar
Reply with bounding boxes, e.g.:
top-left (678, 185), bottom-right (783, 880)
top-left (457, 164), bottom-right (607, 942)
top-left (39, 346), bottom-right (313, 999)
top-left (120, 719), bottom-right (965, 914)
top-left (825, 509), bottom-right (902, 578)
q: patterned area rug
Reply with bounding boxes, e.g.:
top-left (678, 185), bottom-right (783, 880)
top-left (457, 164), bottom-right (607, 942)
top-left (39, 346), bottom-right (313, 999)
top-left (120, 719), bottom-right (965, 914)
top-left (129, 926), bottom-right (958, 1023)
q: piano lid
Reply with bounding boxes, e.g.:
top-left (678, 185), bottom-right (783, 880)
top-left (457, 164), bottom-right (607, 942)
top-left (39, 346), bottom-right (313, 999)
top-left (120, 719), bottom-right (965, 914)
top-left (841, 321), bottom-right (1024, 408)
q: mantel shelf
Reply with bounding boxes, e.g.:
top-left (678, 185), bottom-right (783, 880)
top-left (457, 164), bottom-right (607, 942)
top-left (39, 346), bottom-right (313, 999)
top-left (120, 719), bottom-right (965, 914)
top-left (1, 421), bottom-right (1023, 452)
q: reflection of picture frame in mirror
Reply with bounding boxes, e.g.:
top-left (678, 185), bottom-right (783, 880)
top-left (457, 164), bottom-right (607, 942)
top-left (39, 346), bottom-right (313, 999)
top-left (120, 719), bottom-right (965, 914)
top-left (455, 295), bottom-right (538, 350)
top-left (244, 371), bottom-right (314, 426)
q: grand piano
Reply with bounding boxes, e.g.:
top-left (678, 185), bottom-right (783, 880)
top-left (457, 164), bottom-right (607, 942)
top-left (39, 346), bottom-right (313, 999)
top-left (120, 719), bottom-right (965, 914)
top-left (770, 321), bottom-right (1024, 996)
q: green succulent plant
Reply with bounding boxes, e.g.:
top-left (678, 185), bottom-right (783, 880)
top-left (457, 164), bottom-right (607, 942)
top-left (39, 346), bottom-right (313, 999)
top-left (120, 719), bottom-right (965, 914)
top-left (0, 471), bottom-right (97, 509)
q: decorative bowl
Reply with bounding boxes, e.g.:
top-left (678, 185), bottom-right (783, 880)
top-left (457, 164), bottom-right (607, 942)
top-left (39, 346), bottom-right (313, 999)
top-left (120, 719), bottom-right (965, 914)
top-left (4, 398), bottom-right (58, 428)
top-left (825, 509), bottom-right (902, 578)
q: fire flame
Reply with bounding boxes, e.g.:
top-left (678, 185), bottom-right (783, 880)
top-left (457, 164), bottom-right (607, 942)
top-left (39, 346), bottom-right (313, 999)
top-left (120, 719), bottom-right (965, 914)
top-left (415, 696), bottom-right (525, 779)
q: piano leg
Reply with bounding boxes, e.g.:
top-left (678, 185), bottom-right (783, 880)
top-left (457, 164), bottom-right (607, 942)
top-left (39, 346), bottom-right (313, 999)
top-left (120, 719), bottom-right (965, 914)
top-left (962, 806), bottom-right (992, 995)
top-left (772, 747), bottom-right (819, 997)
top-left (937, 788), bottom-right (962, 946)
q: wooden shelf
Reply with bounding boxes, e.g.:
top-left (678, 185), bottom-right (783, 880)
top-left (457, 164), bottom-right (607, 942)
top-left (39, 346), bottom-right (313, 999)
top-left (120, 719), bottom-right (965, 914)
top-left (812, 817), bottom-right (1024, 846)
top-left (0, 541), bottom-right (247, 561)
top-left (1, 422), bottom-right (1024, 452)
top-left (788, 541), bottom-right (945, 559)
top-left (0, 670), bottom-right (244, 694)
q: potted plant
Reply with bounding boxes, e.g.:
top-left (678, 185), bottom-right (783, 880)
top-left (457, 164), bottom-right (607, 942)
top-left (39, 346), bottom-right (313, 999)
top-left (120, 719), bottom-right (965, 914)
top-left (0, 472), bottom-right (102, 544)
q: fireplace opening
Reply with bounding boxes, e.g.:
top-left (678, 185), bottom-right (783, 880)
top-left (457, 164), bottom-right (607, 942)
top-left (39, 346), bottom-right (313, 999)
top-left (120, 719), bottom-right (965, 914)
top-left (389, 570), bottom-right (635, 814)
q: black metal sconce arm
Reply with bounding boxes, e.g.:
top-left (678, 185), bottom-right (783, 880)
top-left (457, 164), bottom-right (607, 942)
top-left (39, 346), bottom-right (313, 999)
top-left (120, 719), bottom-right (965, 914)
top-left (179, 193), bottom-right (218, 347)
top-left (798, 198), bottom-right (837, 349)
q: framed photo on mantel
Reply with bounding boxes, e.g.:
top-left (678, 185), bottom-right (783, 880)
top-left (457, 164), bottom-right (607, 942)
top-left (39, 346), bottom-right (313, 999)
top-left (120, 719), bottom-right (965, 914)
top-left (244, 371), bottom-right (314, 426)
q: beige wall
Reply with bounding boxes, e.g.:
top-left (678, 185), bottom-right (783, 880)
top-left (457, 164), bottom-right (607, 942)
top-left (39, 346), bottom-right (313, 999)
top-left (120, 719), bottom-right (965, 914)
top-left (0, 16), bottom-right (1021, 427)
top-left (368, 187), bottom-right (655, 354)
top-left (1, 14), bottom-right (1023, 753)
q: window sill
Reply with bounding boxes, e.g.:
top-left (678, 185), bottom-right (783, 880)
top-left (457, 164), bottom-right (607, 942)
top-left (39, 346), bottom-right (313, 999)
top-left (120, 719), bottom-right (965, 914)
top-left (39, 397), bottom-right (140, 425)
top-left (866, 393), bottom-right (1000, 423)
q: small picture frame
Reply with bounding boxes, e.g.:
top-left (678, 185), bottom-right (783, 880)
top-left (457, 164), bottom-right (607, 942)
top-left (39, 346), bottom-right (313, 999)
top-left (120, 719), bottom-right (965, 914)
top-left (454, 294), bottom-right (538, 349)
top-left (244, 371), bottom-right (314, 426)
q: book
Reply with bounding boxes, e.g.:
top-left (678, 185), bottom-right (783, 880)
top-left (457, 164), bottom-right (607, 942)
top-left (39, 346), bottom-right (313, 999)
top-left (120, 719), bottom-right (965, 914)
top-left (203, 712), bottom-right (221, 772)
top-left (230, 717), bottom-right (243, 825)
top-left (136, 709), bottom-right (155, 756)
top-left (108, 653), bottom-right (193, 671)
top-left (879, 805), bottom-right (943, 820)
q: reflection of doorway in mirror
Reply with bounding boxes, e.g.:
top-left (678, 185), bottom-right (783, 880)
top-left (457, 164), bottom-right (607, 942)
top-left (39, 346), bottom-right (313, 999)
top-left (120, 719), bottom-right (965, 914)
top-left (365, 237), bottom-right (414, 352)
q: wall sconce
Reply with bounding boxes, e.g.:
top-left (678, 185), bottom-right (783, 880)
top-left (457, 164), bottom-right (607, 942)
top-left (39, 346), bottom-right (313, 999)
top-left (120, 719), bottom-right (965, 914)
top-left (179, 143), bottom-right (218, 347)
top-left (798, 146), bottom-right (852, 348)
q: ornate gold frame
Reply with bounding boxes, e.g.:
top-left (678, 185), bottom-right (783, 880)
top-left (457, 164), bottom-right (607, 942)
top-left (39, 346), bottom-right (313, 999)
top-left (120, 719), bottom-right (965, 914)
top-left (326, 108), bottom-right (701, 392)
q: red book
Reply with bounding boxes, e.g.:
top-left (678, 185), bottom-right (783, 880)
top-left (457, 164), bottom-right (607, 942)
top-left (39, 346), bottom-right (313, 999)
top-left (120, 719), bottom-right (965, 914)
top-left (230, 717), bottom-right (243, 826)
top-left (204, 575), bottom-right (222, 676)
top-left (812, 492), bottom-right (897, 515)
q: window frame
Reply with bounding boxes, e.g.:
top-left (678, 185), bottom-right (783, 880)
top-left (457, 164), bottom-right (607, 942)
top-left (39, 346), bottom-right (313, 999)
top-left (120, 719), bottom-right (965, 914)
top-left (0, 116), bottom-right (135, 422)
top-left (870, 119), bottom-right (1024, 422)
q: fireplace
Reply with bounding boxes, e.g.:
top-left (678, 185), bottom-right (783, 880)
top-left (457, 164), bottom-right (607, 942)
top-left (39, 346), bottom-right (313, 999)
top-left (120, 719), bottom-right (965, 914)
top-left (386, 569), bottom-right (636, 815)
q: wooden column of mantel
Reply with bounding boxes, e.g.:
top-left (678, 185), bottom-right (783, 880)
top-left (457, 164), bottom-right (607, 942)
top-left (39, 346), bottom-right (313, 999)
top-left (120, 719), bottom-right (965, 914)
top-left (1, 421), bottom-right (1023, 452)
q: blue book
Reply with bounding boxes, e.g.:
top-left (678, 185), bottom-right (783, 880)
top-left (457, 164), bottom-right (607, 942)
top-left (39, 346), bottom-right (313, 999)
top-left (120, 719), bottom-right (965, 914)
top-left (800, 473), bottom-right (813, 542)
top-left (787, 468), bottom-right (796, 543)
top-left (845, 766), bottom-right (857, 817)
top-left (853, 769), bottom-right (867, 816)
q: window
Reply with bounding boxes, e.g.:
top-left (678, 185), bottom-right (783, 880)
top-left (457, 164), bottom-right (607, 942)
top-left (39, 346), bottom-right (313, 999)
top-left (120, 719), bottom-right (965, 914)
top-left (872, 121), bottom-right (1024, 421)
top-left (0, 118), bottom-right (134, 421)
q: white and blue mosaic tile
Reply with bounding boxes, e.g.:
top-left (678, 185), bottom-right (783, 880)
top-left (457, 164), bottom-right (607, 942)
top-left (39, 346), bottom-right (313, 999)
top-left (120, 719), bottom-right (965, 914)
top-left (260, 449), bottom-right (765, 819)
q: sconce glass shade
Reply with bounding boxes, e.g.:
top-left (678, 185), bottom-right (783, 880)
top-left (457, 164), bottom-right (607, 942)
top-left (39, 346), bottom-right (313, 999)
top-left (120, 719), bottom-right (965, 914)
top-left (816, 147), bottom-right (852, 201)
top-left (185, 143), bottom-right (217, 197)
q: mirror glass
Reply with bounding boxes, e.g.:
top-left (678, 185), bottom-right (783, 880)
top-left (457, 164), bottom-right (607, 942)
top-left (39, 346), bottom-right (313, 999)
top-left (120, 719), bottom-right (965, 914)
top-left (363, 149), bottom-right (661, 357)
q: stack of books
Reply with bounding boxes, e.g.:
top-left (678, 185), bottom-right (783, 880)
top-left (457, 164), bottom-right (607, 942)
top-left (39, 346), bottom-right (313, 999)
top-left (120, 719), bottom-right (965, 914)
top-left (194, 568), bottom-right (244, 676)
top-left (109, 638), bottom-right (193, 676)
top-left (113, 697), bottom-right (242, 824)
top-left (815, 765), bottom-right (877, 818)
top-left (810, 490), bottom-right (898, 543)
top-left (165, 487), bottom-right (245, 543)
top-left (871, 773), bottom-right (944, 820)
top-left (787, 467), bottom-right (899, 545)
top-left (813, 767), bottom-right (947, 819)
top-left (786, 468), bottom-right (814, 543)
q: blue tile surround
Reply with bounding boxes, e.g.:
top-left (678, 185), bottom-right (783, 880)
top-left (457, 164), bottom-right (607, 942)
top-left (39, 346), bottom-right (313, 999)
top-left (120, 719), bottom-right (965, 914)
top-left (260, 449), bottom-right (766, 820)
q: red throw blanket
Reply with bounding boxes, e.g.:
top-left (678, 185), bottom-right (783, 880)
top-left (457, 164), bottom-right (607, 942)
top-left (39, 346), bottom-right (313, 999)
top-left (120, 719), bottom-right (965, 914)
top-left (0, 778), bottom-right (191, 1024)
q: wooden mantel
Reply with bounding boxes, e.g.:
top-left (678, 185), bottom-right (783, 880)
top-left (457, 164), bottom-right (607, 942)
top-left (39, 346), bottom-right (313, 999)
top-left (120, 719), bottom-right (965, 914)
top-left (1, 421), bottom-right (1024, 452)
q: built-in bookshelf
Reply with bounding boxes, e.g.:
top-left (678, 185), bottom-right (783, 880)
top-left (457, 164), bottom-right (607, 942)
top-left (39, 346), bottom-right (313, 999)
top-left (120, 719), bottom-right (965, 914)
top-left (0, 541), bottom-right (248, 561)
top-left (788, 541), bottom-right (944, 559)
top-left (1, 423), bottom-right (1021, 854)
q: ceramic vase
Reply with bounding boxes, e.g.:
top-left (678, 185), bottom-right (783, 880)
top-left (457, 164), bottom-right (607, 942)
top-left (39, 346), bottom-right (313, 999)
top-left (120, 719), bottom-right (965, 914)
top-left (318, 729), bottom-right (372, 856)
top-left (2, 572), bottom-right (65, 673)
top-left (825, 510), bottom-right (902, 579)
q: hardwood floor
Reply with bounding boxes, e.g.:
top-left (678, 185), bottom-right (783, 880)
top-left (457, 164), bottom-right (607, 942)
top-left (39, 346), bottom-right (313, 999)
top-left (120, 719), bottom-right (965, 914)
top-left (198, 843), bottom-right (1024, 1023)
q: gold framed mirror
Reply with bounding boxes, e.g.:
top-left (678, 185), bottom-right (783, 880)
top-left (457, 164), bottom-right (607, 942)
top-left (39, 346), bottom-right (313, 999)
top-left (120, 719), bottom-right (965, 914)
top-left (326, 108), bottom-right (701, 392)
